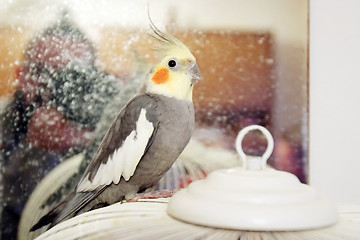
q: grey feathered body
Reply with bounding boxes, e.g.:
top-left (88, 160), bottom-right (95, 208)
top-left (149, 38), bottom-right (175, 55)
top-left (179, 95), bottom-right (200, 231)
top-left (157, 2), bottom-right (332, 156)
top-left (31, 93), bottom-right (195, 230)
top-left (91, 93), bottom-right (195, 206)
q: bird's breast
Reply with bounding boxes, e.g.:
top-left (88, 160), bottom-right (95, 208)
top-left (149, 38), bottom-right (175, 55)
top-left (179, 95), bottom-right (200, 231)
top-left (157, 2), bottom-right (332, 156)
top-left (131, 95), bottom-right (195, 187)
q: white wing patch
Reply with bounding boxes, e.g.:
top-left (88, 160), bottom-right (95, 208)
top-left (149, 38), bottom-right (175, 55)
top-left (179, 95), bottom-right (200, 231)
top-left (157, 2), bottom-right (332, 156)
top-left (77, 108), bottom-right (154, 192)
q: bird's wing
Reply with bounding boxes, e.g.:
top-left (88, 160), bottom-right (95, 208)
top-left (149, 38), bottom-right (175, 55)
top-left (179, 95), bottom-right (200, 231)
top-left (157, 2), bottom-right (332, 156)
top-left (30, 97), bottom-right (159, 230)
top-left (77, 95), bottom-right (158, 192)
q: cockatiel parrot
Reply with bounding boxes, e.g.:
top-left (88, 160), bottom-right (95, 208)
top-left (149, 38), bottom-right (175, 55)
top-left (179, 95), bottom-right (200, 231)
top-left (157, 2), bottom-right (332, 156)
top-left (31, 23), bottom-right (201, 231)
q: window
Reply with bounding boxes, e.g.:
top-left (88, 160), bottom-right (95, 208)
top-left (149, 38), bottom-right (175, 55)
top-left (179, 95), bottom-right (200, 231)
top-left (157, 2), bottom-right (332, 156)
top-left (0, 1), bottom-right (308, 239)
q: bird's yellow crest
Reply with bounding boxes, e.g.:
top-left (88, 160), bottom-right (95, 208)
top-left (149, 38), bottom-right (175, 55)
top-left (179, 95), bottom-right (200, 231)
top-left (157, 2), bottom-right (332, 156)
top-left (146, 18), bottom-right (201, 101)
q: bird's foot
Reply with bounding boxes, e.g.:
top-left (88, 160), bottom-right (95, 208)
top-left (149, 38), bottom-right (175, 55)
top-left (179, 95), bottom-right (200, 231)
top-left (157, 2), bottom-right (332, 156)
top-left (126, 190), bottom-right (176, 202)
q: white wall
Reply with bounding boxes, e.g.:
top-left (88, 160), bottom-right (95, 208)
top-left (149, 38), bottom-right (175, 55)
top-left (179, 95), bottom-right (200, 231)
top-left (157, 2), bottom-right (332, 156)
top-left (309, 0), bottom-right (360, 204)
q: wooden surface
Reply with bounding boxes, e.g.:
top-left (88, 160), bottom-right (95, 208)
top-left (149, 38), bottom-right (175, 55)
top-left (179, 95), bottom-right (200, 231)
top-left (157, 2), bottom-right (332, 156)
top-left (0, 28), bottom-right (275, 131)
top-left (0, 28), bottom-right (30, 98)
top-left (97, 29), bottom-right (275, 134)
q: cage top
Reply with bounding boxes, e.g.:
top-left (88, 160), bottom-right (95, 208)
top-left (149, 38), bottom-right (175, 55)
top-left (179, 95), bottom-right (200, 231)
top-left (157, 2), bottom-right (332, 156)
top-left (167, 125), bottom-right (338, 231)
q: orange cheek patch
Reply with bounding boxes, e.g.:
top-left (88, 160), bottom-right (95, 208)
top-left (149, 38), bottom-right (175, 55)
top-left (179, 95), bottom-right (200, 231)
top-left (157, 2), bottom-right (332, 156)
top-left (152, 68), bottom-right (169, 84)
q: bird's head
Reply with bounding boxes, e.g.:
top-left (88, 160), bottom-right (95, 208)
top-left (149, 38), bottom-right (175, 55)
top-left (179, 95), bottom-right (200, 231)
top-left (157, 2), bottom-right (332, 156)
top-left (145, 23), bottom-right (201, 101)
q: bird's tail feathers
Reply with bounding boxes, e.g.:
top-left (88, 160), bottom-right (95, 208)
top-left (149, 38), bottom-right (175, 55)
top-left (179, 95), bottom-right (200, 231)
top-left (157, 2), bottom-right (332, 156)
top-left (30, 187), bottom-right (105, 232)
top-left (29, 194), bottom-right (70, 231)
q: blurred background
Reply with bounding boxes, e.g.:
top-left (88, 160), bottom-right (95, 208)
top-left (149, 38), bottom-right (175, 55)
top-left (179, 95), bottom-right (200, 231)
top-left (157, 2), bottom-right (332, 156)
top-left (0, 0), bottom-right (308, 177)
top-left (0, 0), bottom-right (308, 239)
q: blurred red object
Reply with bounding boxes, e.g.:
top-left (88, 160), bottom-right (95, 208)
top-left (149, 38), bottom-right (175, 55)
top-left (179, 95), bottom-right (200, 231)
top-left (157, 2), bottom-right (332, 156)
top-left (27, 107), bottom-right (93, 154)
top-left (17, 19), bottom-right (97, 152)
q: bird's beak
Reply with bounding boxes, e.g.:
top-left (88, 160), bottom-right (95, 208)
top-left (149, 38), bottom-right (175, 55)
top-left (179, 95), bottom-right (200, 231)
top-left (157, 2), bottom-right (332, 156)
top-left (188, 63), bottom-right (201, 85)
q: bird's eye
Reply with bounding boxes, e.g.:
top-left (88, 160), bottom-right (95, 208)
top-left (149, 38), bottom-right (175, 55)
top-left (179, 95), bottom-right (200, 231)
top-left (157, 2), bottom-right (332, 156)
top-left (168, 60), bottom-right (177, 68)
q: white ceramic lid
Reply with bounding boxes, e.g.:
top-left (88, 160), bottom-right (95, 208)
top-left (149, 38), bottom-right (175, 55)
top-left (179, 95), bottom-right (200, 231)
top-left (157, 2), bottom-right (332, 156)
top-left (167, 125), bottom-right (338, 231)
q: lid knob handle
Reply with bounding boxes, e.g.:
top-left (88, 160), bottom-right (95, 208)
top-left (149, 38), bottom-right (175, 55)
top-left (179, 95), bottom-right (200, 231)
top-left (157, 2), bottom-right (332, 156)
top-left (235, 125), bottom-right (274, 170)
